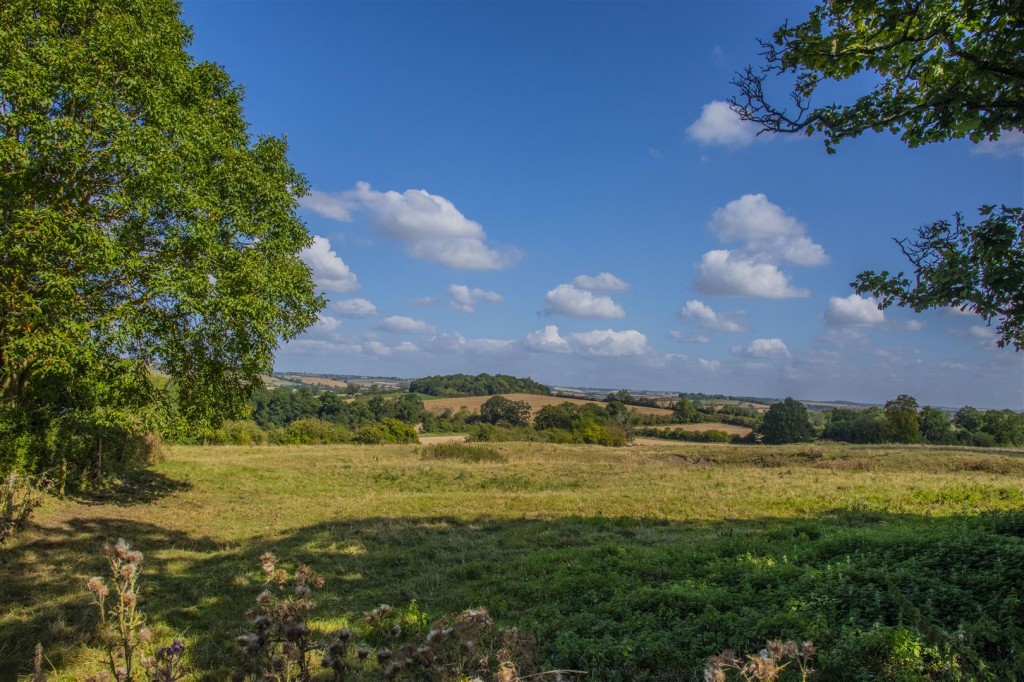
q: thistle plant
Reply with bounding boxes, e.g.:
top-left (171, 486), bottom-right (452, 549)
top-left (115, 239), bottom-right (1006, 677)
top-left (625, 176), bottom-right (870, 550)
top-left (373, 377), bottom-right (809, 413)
top-left (234, 552), bottom-right (325, 681)
top-left (85, 539), bottom-right (187, 682)
top-left (87, 538), bottom-right (147, 681)
top-left (705, 640), bottom-right (816, 682)
top-left (141, 640), bottom-right (187, 682)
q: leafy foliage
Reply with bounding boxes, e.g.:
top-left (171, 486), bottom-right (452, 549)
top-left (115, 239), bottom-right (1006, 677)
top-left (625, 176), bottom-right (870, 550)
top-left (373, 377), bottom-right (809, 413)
top-left (732, 0), bottom-right (1023, 348)
top-left (853, 206), bottom-right (1024, 349)
top-left (479, 395), bottom-right (532, 428)
top-left (0, 0), bottom-right (321, 483)
top-left (884, 395), bottom-right (922, 444)
top-left (730, 0), bottom-right (1024, 152)
top-left (408, 374), bottom-right (550, 398)
top-left (759, 398), bottom-right (816, 444)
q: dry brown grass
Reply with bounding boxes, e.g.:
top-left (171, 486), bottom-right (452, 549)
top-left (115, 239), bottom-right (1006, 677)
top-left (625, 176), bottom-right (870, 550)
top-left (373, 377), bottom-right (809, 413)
top-left (422, 393), bottom-right (674, 417)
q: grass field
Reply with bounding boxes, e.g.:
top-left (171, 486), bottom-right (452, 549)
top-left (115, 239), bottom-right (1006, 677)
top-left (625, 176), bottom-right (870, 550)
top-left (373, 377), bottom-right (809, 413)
top-left (422, 393), bottom-right (675, 417)
top-left (3, 442), bottom-right (1024, 680)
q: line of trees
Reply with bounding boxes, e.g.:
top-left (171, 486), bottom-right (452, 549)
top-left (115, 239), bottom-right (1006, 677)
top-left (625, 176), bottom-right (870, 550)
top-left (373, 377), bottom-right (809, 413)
top-left (408, 374), bottom-right (551, 398)
top-left (756, 395), bottom-right (1024, 446)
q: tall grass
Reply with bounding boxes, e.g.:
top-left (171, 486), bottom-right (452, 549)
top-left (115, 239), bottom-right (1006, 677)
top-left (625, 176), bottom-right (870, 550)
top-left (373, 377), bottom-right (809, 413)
top-left (3, 441), bottom-right (1023, 679)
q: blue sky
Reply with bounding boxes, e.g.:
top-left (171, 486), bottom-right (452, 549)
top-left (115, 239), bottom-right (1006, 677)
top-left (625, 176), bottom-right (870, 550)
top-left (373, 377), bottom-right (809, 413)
top-left (182, 1), bottom-right (1023, 409)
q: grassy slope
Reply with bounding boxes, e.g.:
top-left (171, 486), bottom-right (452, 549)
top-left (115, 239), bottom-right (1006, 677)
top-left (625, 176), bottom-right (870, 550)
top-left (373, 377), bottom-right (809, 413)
top-left (3, 442), bottom-right (1024, 680)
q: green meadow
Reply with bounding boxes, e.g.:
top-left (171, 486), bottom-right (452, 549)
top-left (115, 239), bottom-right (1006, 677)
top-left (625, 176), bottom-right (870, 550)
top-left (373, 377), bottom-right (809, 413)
top-left (3, 442), bottom-right (1024, 680)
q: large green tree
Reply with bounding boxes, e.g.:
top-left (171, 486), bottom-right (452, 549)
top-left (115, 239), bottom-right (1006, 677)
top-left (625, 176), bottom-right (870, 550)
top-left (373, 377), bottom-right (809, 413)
top-left (0, 0), bottom-right (322, 478)
top-left (759, 397), bottom-right (816, 444)
top-left (884, 394), bottom-right (922, 443)
top-left (731, 0), bottom-right (1023, 349)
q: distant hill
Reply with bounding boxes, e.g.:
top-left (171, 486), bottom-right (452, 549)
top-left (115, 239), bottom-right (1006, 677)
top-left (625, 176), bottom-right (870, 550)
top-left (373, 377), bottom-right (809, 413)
top-left (409, 373), bottom-right (551, 397)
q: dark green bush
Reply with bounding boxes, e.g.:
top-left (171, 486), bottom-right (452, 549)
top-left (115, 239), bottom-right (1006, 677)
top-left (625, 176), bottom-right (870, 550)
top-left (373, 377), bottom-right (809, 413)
top-left (207, 420), bottom-right (268, 446)
top-left (353, 418), bottom-right (419, 444)
top-left (269, 419), bottom-right (352, 445)
top-left (466, 424), bottom-right (544, 443)
top-left (636, 427), bottom-right (736, 443)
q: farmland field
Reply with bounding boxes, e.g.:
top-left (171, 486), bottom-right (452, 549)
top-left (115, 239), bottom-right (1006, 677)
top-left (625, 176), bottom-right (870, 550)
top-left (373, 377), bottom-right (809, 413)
top-left (3, 442), bottom-right (1024, 680)
top-left (422, 392), bottom-right (675, 417)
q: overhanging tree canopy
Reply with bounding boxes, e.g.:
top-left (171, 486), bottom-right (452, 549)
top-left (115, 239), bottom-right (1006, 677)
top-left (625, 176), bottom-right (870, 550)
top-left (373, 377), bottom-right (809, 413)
top-left (0, 0), bottom-right (323, 474)
top-left (731, 0), bottom-right (1023, 349)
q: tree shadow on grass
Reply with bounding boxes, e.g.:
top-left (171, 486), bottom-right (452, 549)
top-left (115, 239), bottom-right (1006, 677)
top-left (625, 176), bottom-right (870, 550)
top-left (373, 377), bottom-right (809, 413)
top-left (2, 509), bottom-right (1023, 680)
top-left (76, 469), bottom-right (193, 506)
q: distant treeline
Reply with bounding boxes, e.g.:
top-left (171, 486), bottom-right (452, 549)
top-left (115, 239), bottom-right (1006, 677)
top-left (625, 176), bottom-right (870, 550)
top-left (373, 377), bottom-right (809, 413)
top-left (822, 405), bottom-right (1024, 447)
top-left (251, 388), bottom-right (425, 430)
top-left (408, 373), bottom-right (551, 397)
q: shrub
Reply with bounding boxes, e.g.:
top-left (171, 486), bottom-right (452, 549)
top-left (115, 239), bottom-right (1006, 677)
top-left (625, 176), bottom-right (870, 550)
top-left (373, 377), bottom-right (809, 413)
top-left (269, 419), bottom-right (352, 445)
top-left (579, 423), bottom-right (628, 446)
top-left (420, 443), bottom-right (507, 463)
top-left (635, 427), bottom-right (736, 443)
top-left (207, 420), bottom-right (268, 446)
top-left (354, 418), bottom-right (419, 445)
top-left (466, 424), bottom-right (544, 443)
top-left (1, 473), bottom-right (44, 546)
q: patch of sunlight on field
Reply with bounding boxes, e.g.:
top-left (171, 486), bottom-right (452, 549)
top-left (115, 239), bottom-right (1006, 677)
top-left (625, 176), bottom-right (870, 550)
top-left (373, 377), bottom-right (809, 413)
top-left (5, 441), bottom-right (1024, 680)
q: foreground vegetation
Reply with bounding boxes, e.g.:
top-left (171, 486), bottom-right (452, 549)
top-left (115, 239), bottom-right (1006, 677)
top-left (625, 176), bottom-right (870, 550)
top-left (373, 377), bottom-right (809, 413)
top-left (3, 441), bottom-right (1023, 679)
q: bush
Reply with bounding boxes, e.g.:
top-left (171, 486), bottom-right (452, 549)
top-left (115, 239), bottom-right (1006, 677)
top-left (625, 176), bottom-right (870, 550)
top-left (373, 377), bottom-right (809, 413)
top-left (466, 424), bottom-right (544, 443)
top-left (579, 423), bottom-right (629, 446)
top-left (419, 443), bottom-right (507, 463)
top-left (1, 474), bottom-right (44, 546)
top-left (269, 419), bottom-right (352, 445)
top-left (353, 418), bottom-right (419, 445)
top-left (636, 427), bottom-right (736, 443)
top-left (0, 404), bottom-right (163, 491)
top-left (207, 420), bottom-right (268, 446)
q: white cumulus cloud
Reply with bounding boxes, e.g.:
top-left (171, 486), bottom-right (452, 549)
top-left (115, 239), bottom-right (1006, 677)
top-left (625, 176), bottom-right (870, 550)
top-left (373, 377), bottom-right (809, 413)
top-left (329, 298), bottom-right (378, 318)
top-left (300, 189), bottom-right (354, 221)
top-left (687, 100), bottom-right (757, 148)
top-left (425, 332), bottom-right (515, 354)
top-left (678, 299), bottom-right (747, 332)
top-left (375, 316), bottom-right (436, 334)
top-left (543, 284), bottom-right (626, 319)
top-left (570, 329), bottom-right (648, 356)
top-left (968, 325), bottom-right (996, 341)
top-left (695, 250), bottom-right (809, 298)
top-left (733, 338), bottom-right (791, 358)
top-left (525, 325), bottom-right (572, 353)
top-left (448, 284), bottom-right (503, 313)
top-left (572, 272), bottom-right (629, 292)
top-left (971, 130), bottom-right (1024, 157)
top-left (669, 331), bottom-right (711, 344)
top-left (525, 325), bottom-right (648, 357)
top-left (303, 181), bottom-right (520, 270)
top-left (311, 314), bottom-right (342, 334)
top-left (300, 236), bottom-right (359, 293)
top-left (364, 340), bottom-right (418, 357)
top-left (825, 294), bottom-right (885, 326)
top-left (708, 194), bottom-right (828, 266)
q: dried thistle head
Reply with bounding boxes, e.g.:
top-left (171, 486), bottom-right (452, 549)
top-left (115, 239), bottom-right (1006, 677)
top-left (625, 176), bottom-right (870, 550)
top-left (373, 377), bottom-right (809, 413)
top-left (87, 577), bottom-right (109, 598)
top-left (294, 565), bottom-right (324, 589)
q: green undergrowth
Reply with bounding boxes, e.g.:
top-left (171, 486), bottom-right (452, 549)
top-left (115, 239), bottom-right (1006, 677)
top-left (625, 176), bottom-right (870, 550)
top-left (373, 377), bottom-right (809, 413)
top-left (2, 442), bottom-right (1023, 679)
